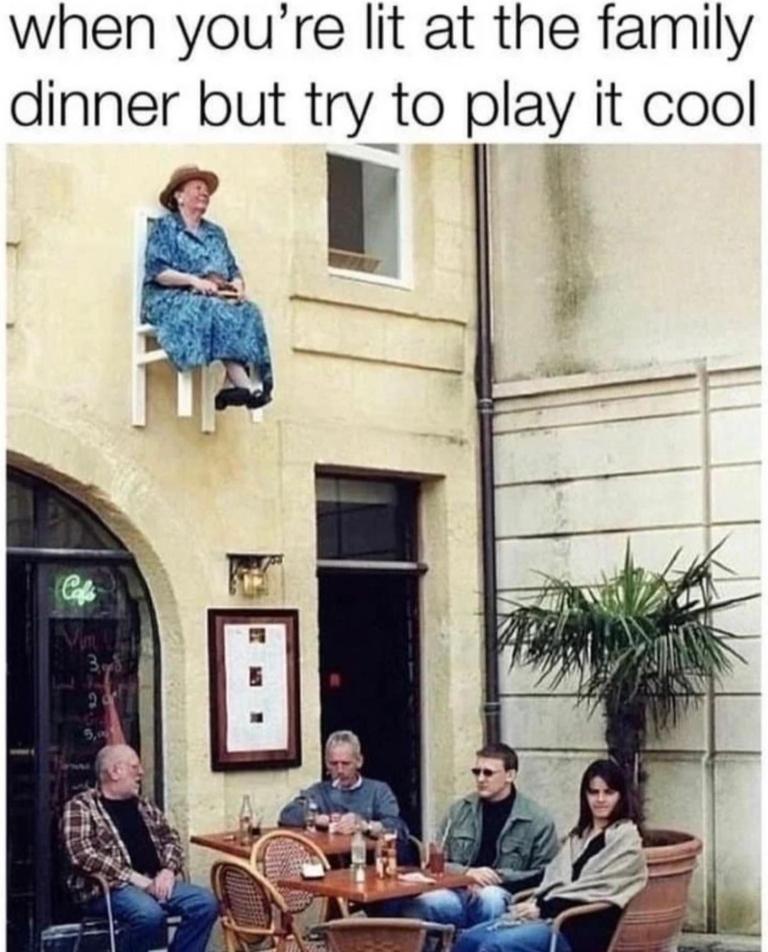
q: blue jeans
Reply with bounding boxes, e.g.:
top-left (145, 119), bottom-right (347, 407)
top-left (454, 920), bottom-right (572, 952)
top-left (85, 882), bottom-right (219, 952)
top-left (398, 886), bottom-right (510, 928)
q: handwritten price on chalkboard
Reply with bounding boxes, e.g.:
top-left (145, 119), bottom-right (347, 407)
top-left (83, 727), bottom-right (107, 742)
top-left (85, 653), bottom-right (123, 674)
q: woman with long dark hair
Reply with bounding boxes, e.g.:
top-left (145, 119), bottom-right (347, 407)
top-left (453, 759), bottom-right (647, 952)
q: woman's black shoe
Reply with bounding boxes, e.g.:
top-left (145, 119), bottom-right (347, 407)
top-left (215, 387), bottom-right (250, 410)
top-left (246, 388), bottom-right (273, 410)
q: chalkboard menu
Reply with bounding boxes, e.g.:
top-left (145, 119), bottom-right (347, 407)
top-left (47, 566), bottom-right (141, 814)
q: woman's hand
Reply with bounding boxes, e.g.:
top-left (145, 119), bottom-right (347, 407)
top-left (189, 275), bottom-right (219, 295)
top-left (513, 899), bottom-right (541, 921)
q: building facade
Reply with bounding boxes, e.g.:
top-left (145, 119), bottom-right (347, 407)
top-left (6, 144), bottom-right (483, 947)
top-left (490, 145), bottom-right (761, 934)
top-left (6, 142), bottom-right (760, 946)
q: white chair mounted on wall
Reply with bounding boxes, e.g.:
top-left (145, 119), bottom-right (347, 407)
top-left (131, 208), bottom-right (262, 433)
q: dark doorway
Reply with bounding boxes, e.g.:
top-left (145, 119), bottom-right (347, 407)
top-left (315, 473), bottom-right (423, 836)
top-left (319, 571), bottom-right (421, 834)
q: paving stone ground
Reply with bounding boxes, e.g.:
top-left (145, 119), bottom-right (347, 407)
top-left (678, 933), bottom-right (761, 952)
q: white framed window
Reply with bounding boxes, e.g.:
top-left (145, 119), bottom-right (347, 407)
top-left (326, 144), bottom-right (411, 287)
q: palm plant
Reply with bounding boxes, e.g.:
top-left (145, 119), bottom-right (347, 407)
top-left (497, 540), bottom-right (752, 821)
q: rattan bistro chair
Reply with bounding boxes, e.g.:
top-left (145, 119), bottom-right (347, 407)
top-left (252, 829), bottom-right (348, 921)
top-left (316, 918), bottom-right (454, 952)
top-left (511, 889), bottom-right (624, 952)
top-left (211, 857), bottom-right (324, 952)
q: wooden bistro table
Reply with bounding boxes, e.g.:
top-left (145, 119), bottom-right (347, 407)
top-left (276, 866), bottom-right (473, 906)
top-left (190, 828), bottom-right (359, 861)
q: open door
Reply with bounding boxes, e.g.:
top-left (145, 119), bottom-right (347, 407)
top-left (318, 571), bottom-right (421, 833)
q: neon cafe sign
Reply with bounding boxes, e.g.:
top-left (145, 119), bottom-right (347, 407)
top-left (56, 573), bottom-right (98, 608)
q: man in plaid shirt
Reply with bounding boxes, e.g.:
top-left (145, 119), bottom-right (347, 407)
top-left (62, 744), bottom-right (218, 952)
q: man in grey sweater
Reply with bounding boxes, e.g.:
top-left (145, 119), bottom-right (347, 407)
top-left (279, 729), bottom-right (409, 844)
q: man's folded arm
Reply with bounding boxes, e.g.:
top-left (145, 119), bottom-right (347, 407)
top-left (143, 801), bottom-right (185, 873)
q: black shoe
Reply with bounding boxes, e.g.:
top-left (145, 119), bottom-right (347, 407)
top-left (215, 387), bottom-right (250, 410)
top-left (246, 388), bottom-right (273, 410)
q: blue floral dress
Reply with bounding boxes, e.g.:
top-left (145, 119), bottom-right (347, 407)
top-left (142, 213), bottom-right (273, 389)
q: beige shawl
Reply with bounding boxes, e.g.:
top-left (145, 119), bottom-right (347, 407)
top-left (534, 819), bottom-right (647, 909)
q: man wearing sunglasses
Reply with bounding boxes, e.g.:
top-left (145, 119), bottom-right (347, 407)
top-left (399, 742), bottom-right (558, 929)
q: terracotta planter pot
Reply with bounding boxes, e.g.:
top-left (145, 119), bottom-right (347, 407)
top-left (614, 829), bottom-right (702, 952)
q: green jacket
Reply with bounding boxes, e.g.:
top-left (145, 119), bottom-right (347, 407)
top-left (438, 789), bottom-right (558, 887)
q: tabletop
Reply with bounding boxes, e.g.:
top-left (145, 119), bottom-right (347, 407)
top-left (276, 866), bottom-right (473, 904)
top-left (190, 827), bottom-right (359, 859)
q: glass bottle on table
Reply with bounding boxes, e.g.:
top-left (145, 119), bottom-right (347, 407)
top-left (383, 832), bottom-right (398, 877)
top-left (374, 837), bottom-right (386, 878)
top-left (238, 795), bottom-right (254, 846)
top-left (305, 797), bottom-right (318, 832)
top-left (350, 818), bottom-right (367, 881)
top-left (296, 789), bottom-right (308, 827)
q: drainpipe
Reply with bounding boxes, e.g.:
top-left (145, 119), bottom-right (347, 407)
top-left (474, 145), bottom-right (501, 744)
top-left (697, 359), bottom-right (717, 932)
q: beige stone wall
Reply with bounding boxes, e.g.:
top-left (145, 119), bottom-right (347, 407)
top-left (490, 145), bottom-right (760, 934)
top-left (6, 144), bottom-right (483, 886)
top-left (492, 145), bottom-right (760, 381)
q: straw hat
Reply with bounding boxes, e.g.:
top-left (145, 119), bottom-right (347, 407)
top-left (159, 165), bottom-right (219, 210)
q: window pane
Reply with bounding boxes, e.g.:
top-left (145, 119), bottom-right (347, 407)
top-left (328, 157), bottom-right (400, 278)
top-left (317, 477), bottom-right (415, 560)
top-left (41, 490), bottom-right (122, 550)
top-left (47, 563), bottom-right (155, 799)
top-left (8, 471), bottom-right (124, 550)
top-left (46, 561), bottom-right (159, 921)
top-left (328, 155), bottom-right (364, 259)
top-left (7, 478), bottom-right (34, 546)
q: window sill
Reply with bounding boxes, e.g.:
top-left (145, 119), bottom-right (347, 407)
top-left (328, 266), bottom-right (412, 291)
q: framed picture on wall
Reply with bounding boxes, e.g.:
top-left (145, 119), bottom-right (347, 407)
top-left (208, 608), bottom-right (301, 770)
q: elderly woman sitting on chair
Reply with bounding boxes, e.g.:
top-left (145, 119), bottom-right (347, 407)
top-left (143, 164), bottom-right (273, 411)
top-left (454, 759), bottom-right (647, 952)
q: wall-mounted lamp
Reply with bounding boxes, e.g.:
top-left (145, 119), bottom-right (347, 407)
top-left (227, 553), bottom-right (284, 598)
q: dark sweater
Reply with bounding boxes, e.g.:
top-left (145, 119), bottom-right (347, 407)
top-left (474, 792), bottom-right (515, 868)
top-left (101, 796), bottom-right (161, 877)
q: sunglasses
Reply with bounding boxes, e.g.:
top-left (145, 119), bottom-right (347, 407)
top-left (471, 767), bottom-right (503, 778)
